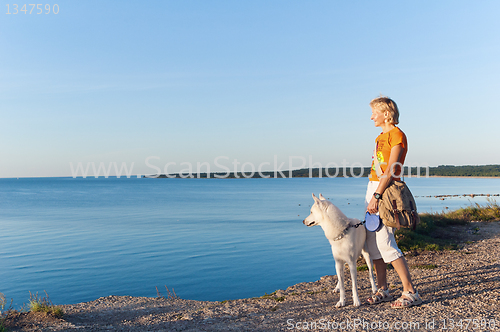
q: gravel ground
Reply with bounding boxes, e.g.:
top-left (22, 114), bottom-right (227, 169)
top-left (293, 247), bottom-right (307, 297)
top-left (4, 221), bottom-right (499, 332)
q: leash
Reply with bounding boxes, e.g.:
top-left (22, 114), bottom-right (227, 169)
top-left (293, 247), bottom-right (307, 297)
top-left (332, 220), bottom-right (366, 241)
top-left (352, 220), bottom-right (366, 228)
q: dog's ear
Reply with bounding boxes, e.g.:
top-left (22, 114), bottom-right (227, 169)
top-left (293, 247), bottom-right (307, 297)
top-left (319, 193), bottom-right (327, 201)
top-left (312, 193), bottom-right (320, 204)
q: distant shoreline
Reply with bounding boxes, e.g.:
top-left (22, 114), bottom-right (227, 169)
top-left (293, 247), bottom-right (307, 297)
top-left (146, 165), bottom-right (500, 179)
top-left (2, 164), bottom-right (500, 179)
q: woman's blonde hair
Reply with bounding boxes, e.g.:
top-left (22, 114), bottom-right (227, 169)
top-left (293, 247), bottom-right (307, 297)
top-left (370, 96), bottom-right (399, 125)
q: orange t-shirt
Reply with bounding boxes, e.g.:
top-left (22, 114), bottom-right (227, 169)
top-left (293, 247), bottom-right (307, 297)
top-left (369, 127), bottom-right (407, 181)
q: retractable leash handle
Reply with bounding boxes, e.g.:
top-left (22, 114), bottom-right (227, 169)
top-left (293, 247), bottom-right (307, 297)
top-left (365, 211), bottom-right (382, 232)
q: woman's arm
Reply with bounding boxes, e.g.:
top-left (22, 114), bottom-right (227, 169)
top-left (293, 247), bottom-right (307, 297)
top-left (366, 144), bottom-right (405, 214)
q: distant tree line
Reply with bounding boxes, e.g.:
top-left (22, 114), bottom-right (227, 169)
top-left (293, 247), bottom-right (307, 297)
top-left (428, 164), bottom-right (500, 177)
top-left (147, 165), bottom-right (500, 178)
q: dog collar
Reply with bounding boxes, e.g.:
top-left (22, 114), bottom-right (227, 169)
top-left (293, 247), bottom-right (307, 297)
top-left (332, 220), bottom-right (366, 241)
top-left (332, 227), bottom-right (349, 241)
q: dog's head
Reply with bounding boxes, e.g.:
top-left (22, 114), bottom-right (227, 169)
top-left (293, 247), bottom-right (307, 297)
top-left (303, 193), bottom-right (329, 227)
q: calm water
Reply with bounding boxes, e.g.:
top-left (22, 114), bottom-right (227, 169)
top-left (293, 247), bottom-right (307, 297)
top-left (1, 177), bottom-right (499, 308)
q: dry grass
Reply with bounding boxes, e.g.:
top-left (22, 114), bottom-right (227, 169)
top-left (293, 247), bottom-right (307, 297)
top-left (155, 286), bottom-right (179, 300)
top-left (28, 291), bottom-right (63, 319)
top-left (395, 200), bottom-right (500, 252)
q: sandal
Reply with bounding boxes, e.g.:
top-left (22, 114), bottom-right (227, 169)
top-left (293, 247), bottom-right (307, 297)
top-left (367, 288), bottom-right (393, 305)
top-left (391, 291), bottom-right (422, 309)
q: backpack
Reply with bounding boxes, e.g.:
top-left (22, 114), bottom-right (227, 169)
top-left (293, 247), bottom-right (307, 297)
top-left (378, 180), bottom-right (420, 230)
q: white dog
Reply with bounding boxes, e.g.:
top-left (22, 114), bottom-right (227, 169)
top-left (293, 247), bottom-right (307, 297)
top-left (303, 193), bottom-right (376, 307)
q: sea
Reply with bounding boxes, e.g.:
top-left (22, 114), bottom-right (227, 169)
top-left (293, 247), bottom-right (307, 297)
top-left (1, 177), bottom-right (499, 308)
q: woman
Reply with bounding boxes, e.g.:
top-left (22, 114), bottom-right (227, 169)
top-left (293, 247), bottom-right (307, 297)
top-left (365, 96), bottom-right (422, 308)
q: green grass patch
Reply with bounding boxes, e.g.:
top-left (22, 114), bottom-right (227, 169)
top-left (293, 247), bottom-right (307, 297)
top-left (0, 292), bottom-right (10, 332)
top-left (261, 291), bottom-right (275, 299)
top-left (413, 264), bottom-right (438, 270)
top-left (395, 201), bottom-right (499, 252)
top-left (306, 289), bottom-right (326, 295)
top-left (261, 291), bottom-right (286, 302)
top-left (443, 199), bottom-right (500, 222)
top-left (0, 293), bottom-right (6, 313)
top-left (28, 291), bottom-right (63, 319)
top-left (357, 265), bottom-right (368, 271)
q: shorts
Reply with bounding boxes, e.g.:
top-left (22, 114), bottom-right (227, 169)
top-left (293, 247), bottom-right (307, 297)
top-left (365, 181), bottom-right (403, 263)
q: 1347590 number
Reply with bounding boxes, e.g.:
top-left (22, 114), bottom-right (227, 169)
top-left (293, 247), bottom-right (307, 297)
top-left (6, 4), bottom-right (59, 14)
top-left (441, 318), bottom-right (496, 330)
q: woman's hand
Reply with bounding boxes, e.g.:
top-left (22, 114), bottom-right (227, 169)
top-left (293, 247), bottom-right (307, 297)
top-left (367, 196), bottom-right (379, 214)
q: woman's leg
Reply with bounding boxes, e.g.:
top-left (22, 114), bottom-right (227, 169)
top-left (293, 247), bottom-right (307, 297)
top-left (390, 256), bottom-right (416, 293)
top-left (373, 258), bottom-right (388, 289)
top-left (367, 258), bottom-right (393, 304)
top-left (390, 256), bottom-right (422, 308)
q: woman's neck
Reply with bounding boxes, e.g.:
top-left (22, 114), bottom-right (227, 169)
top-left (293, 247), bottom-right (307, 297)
top-left (380, 123), bottom-right (396, 133)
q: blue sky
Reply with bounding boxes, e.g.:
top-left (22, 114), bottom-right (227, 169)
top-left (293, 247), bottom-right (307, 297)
top-left (1, 0), bottom-right (499, 177)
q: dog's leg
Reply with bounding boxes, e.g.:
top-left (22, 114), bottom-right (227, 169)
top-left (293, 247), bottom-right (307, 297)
top-left (333, 280), bottom-right (340, 293)
top-left (347, 259), bottom-right (361, 307)
top-left (334, 259), bottom-right (346, 307)
top-left (361, 247), bottom-right (377, 293)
